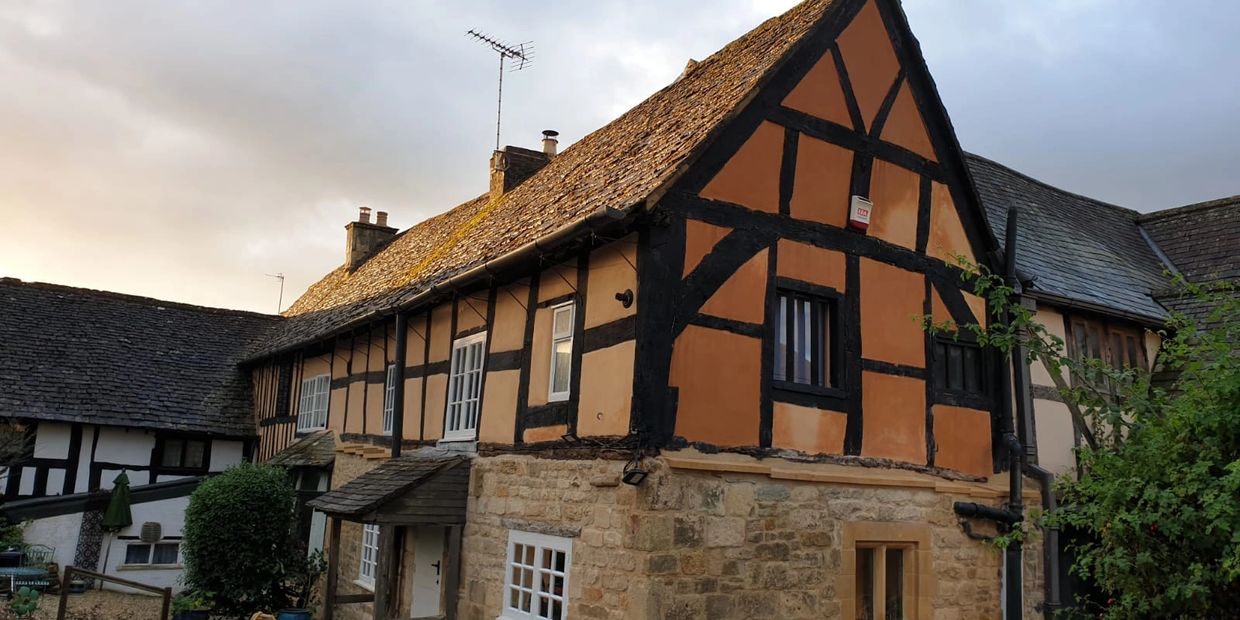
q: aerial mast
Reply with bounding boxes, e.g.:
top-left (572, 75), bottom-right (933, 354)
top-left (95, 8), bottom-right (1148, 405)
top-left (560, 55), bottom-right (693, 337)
top-left (465, 29), bottom-right (533, 150)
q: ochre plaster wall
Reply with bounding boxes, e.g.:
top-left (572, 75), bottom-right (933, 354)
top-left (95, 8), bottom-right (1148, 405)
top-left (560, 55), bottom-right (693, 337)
top-left (790, 135), bottom-right (852, 227)
top-left (671, 326), bottom-right (762, 446)
top-left (860, 371), bottom-right (926, 463)
top-left (700, 121), bottom-right (783, 214)
top-left (771, 402), bottom-right (847, 455)
top-left (776, 240), bottom-right (846, 291)
top-left (931, 405), bottom-right (992, 477)
top-left (867, 159), bottom-right (919, 251)
top-left (835, 0), bottom-right (900, 129)
top-left (684, 220), bottom-right (733, 277)
top-left (585, 238), bottom-right (638, 329)
top-left (577, 341), bottom-right (635, 437)
top-left (859, 259), bottom-right (925, 368)
top-left (880, 83), bottom-right (936, 161)
top-left (699, 249), bottom-right (769, 324)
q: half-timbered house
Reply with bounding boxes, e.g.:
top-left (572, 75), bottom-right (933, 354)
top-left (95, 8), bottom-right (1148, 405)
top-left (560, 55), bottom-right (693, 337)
top-left (248, 1), bottom-right (1049, 618)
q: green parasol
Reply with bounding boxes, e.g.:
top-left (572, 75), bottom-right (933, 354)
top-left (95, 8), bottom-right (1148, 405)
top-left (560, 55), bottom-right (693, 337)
top-left (101, 471), bottom-right (132, 532)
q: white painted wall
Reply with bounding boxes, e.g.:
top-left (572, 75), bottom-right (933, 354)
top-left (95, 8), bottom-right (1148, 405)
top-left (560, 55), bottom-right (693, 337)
top-left (23, 512), bottom-right (81, 570)
top-left (209, 440), bottom-right (245, 472)
top-left (33, 423), bottom-right (71, 460)
top-left (93, 427), bottom-right (155, 466)
top-left (100, 495), bottom-right (192, 594)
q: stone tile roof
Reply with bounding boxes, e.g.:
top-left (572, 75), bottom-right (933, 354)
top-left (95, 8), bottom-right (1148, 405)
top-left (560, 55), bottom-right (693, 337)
top-left (251, 0), bottom-right (840, 359)
top-left (306, 455), bottom-right (465, 517)
top-left (267, 429), bottom-right (335, 467)
top-left (1140, 196), bottom-right (1240, 326)
top-left (965, 154), bottom-right (1172, 322)
top-left (0, 278), bottom-right (279, 436)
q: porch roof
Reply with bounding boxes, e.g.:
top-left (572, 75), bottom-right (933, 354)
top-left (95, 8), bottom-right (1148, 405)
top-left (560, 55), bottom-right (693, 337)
top-left (307, 455), bottom-right (469, 524)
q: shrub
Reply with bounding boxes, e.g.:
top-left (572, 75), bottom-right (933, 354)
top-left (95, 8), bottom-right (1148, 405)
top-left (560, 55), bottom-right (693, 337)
top-left (181, 463), bottom-right (298, 614)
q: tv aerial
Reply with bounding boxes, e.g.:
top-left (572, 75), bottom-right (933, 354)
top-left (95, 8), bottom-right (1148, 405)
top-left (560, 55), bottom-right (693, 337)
top-left (466, 29), bottom-right (533, 150)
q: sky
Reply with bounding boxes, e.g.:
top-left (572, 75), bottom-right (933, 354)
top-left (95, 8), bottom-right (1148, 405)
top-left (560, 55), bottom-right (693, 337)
top-left (1, 1), bottom-right (1237, 314)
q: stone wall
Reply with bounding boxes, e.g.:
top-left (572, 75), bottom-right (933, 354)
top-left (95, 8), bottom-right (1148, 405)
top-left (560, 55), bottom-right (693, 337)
top-left (326, 449), bottom-right (386, 620)
top-left (457, 453), bottom-right (1043, 620)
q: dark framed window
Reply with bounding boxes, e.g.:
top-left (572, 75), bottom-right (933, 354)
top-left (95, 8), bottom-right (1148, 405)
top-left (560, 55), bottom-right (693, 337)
top-left (774, 290), bottom-right (837, 389)
top-left (933, 338), bottom-right (987, 398)
top-left (158, 438), bottom-right (206, 469)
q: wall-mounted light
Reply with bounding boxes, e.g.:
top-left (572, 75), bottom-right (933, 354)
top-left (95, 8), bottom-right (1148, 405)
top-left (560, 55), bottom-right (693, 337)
top-left (615, 289), bottom-right (634, 308)
top-left (621, 456), bottom-right (648, 486)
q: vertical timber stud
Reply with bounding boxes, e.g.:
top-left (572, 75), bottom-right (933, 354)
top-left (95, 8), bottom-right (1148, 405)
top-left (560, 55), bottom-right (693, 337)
top-left (420, 312), bottom-right (433, 442)
top-left (760, 240), bottom-right (778, 447)
top-left (923, 276), bottom-right (935, 467)
top-left (569, 253), bottom-right (590, 435)
top-left (476, 287), bottom-right (498, 440)
top-left (632, 210), bottom-right (686, 445)
top-left (324, 517), bottom-right (341, 620)
top-left (444, 525), bottom-right (463, 619)
top-left (374, 524), bottom-right (395, 619)
top-left (843, 254), bottom-right (863, 454)
top-left (514, 276), bottom-right (540, 443)
top-left (392, 313), bottom-right (408, 457)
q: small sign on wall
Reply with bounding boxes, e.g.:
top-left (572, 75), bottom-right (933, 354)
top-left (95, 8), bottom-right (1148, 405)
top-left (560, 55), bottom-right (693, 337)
top-left (848, 195), bottom-right (873, 232)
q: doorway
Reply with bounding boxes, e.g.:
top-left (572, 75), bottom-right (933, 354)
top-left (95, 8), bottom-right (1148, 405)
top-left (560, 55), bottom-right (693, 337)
top-left (410, 526), bottom-right (445, 617)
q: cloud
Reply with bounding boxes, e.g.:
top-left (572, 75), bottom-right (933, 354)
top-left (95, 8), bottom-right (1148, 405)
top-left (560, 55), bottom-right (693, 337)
top-left (0, 1), bottom-right (1236, 312)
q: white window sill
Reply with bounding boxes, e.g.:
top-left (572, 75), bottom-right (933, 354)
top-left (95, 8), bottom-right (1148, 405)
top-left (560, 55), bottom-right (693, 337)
top-left (439, 433), bottom-right (477, 443)
top-left (354, 578), bottom-right (375, 592)
top-left (118, 564), bottom-right (182, 571)
top-left (296, 427), bottom-right (327, 434)
top-left (547, 393), bottom-right (570, 403)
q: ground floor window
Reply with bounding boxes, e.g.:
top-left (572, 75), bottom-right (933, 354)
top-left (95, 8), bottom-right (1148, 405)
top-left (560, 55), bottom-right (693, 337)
top-left (123, 541), bottom-right (180, 566)
top-left (358, 523), bottom-right (380, 585)
top-left (503, 530), bottom-right (571, 620)
top-left (841, 522), bottom-right (931, 620)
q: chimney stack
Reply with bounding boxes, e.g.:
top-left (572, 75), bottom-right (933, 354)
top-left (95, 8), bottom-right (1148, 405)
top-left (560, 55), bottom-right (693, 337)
top-left (541, 130), bottom-right (559, 156)
top-left (345, 206), bottom-right (397, 271)
top-left (489, 132), bottom-right (557, 201)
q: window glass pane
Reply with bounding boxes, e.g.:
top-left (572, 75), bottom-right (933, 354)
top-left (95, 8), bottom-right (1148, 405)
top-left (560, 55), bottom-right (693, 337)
top-left (962, 347), bottom-right (980, 394)
top-left (124, 544), bottom-right (151, 565)
top-left (947, 345), bottom-right (964, 390)
top-left (153, 543), bottom-right (179, 565)
top-left (553, 305), bottom-right (574, 337)
top-left (552, 340), bottom-right (572, 393)
top-left (161, 440), bottom-right (183, 468)
top-left (885, 548), bottom-right (904, 620)
top-left (183, 441), bottom-right (205, 469)
top-left (775, 295), bottom-right (788, 381)
top-left (856, 548), bottom-right (875, 620)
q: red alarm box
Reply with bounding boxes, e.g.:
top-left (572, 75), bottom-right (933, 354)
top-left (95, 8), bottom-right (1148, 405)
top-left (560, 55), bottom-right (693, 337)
top-left (849, 195), bottom-right (873, 231)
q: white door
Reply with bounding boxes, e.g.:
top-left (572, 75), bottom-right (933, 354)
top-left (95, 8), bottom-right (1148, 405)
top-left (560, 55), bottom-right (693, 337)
top-left (410, 527), bottom-right (445, 617)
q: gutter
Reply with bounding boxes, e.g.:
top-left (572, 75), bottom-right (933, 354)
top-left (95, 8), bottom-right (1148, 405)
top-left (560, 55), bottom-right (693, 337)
top-left (249, 204), bottom-right (636, 363)
top-left (1022, 290), bottom-right (1166, 329)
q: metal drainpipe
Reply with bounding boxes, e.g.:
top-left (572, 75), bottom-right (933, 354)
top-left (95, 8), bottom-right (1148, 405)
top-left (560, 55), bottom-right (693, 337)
top-left (1002, 207), bottom-right (1025, 620)
top-left (391, 312), bottom-right (408, 458)
top-left (1009, 292), bottom-right (1063, 616)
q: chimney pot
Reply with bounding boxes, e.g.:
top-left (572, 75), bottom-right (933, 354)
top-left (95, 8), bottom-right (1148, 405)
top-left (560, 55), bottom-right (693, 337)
top-left (376, 211), bottom-right (389, 227)
top-left (358, 206), bottom-right (372, 224)
top-left (542, 130), bottom-right (560, 156)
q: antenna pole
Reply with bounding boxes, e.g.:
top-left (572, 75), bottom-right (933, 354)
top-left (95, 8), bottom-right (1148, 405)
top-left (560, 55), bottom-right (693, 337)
top-left (266, 273), bottom-right (286, 313)
top-left (496, 53), bottom-right (504, 150)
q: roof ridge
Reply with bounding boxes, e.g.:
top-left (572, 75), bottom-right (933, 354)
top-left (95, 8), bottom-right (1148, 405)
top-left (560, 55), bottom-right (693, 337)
top-left (0, 277), bottom-right (281, 320)
top-left (1139, 194), bottom-right (1240, 222)
top-left (963, 151), bottom-right (1140, 219)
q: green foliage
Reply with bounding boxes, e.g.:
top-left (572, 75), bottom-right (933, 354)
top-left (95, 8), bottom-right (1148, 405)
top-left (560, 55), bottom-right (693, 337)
top-left (284, 550), bottom-right (328, 612)
top-left (939, 257), bottom-right (1240, 617)
top-left (171, 590), bottom-right (214, 614)
top-left (0, 520), bottom-right (26, 550)
top-left (8, 586), bottom-right (39, 618)
top-left (181, 463), bottom-right (298, 614)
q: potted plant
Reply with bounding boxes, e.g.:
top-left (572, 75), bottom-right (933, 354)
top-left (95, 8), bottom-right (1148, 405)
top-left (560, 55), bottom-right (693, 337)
top-left (276, 550), bottom-right (327, 620)
top-left (171, 590), bottom-right (214, 620)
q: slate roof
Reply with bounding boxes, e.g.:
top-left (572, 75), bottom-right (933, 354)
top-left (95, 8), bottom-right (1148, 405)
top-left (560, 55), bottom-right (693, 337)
top-left (0, 278), bottom-right (280, 436)
top-left (250, 0), bottom-right (841, 360)
top-left (965, 153), bottom-right (1172, 322)
top-left (267, 429), bottom-right (335, 468)
top-left (1139, 196), bottom-right (1240, 326)
top-left (306, 455), bottom-right (465, 517)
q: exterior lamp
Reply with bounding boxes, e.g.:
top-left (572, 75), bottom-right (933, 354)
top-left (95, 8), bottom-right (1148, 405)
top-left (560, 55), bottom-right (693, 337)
top-left (621, 456), bottom-right (648, 486)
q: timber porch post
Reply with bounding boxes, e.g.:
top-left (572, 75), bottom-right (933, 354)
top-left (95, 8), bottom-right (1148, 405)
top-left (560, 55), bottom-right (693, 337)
top-left (324, 517), bottom-right (341, 620)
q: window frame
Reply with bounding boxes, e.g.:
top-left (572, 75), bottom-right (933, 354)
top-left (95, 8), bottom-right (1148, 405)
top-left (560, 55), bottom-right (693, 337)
top-left (502, 530), bottom-right (572, 620)
top-left (840, 522), bottom-right (931, 620)
top-left (122, 541), bottom-right (181, 567)
top-left (771, 282), bottom-right (843, 399)
top-left (358, 523), bottom-right (380, 587)
top-left (547, 302), bottom-right (575, 403)
top-left (931, 336), bottom-right (990, 408)
top-left (443, 332), bottom-right (487, 442)
top-left (382, 363), bottom-right (397, 436)
top-left (296, 373), bottom-right (331, 432)
top-left (156, 437), bottom-right (208, 470)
